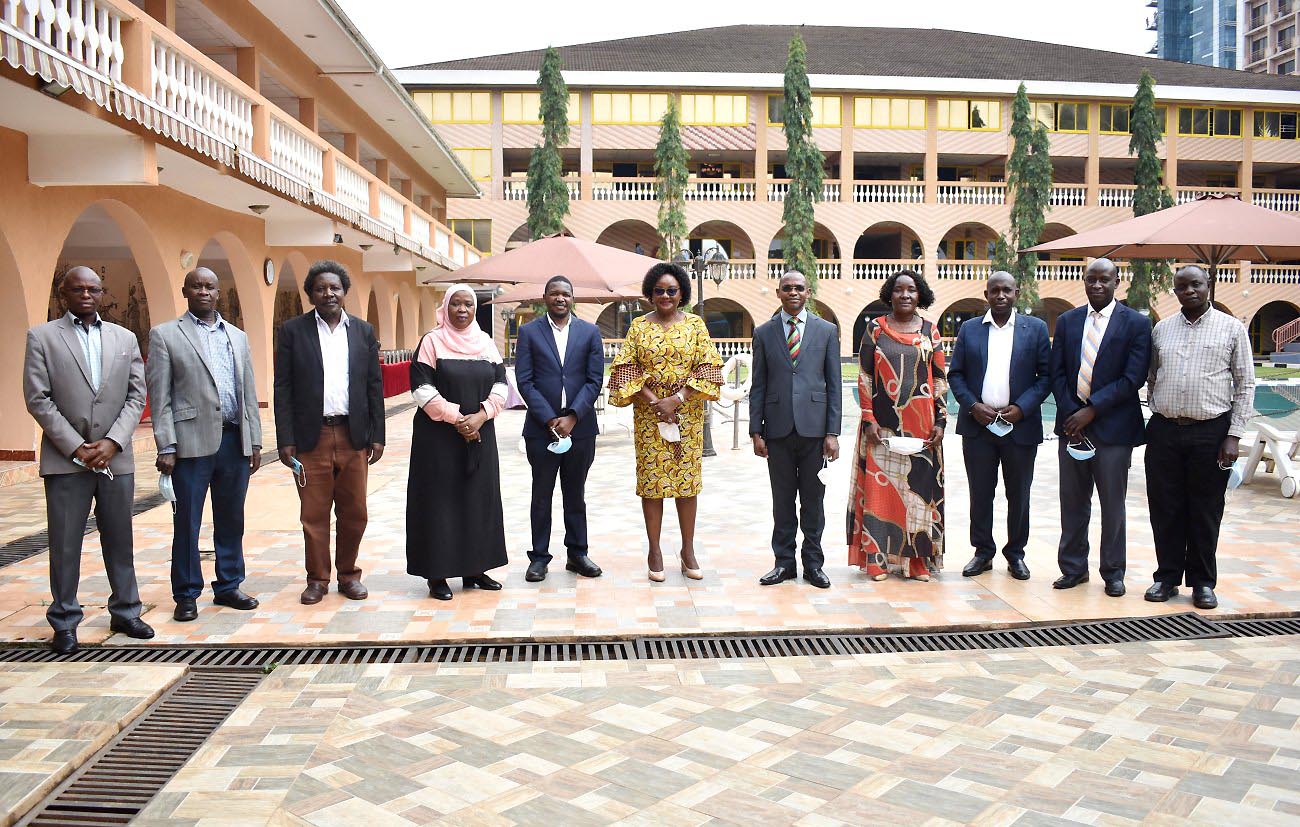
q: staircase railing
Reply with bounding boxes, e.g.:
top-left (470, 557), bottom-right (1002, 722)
top-left (1273, 316), bottom-right (1300, 352)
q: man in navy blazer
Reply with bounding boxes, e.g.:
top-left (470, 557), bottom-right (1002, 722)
top-left (948, 271), bottom-right (1051, 581)
top-left (514, 275), bottom-right (606, 582)
top-left (1049, 258), bottom-right (1152, 597)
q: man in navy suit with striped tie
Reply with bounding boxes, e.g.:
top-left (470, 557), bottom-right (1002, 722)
top-left (1049, 258), bottom-right (1151, 597)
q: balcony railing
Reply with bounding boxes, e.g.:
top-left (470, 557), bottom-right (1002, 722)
top-left (936, 182), bottom-right (1006, 205)
top-left (601, 337), bottom-right (754, 360)
top-left (1037, 262), bottom-right (1088, 280)
top-left (853, 181), bottom-right (924, 203)
top-left (767, 180), bottom-right (841, 202)
top-left (593, 177), bottom-right (659, 201)
top-left (1254, 189), bottom-right (1300, 211)
top-left (1251, 266), bottom-right (1300, 285)
top-left (0, 0), bottom-right (123, 107)
top-left (766, 260), bottom-right (842, 279)
top-left (936, 260), bottom-right (995, 280)
top-left (502, 175), bottom-right (581, 202)
top-left (685, 178), bottom-right (756, 201)
top-left (1177, 186), bottom-right (1241, 203)
top-left (852, 259), bottom-right (914, 279)
top-left (270, 114), bottom-right (325, 196)
top-left (725, 260), bottom-right (757, 279)
top-left (1099, 185), bottom-right (1137, 208)
top-left (1049, 185), bottom-right (1087, 207)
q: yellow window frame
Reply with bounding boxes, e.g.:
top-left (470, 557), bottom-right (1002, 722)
top-left (853, 97), bottom-right (926, 129)
top-left (766, 94), bottom-right (842, 127)
top-left (452, 147), bottom-right (492, 181)
top-left (501, 91), bottom-right (582, 124)
top-left (937, 99), bottom-right (1002, 131)
top-left (1098, 103), bottom-right (1130, 135)
top-left (1178, 106), bottom-right (1243, 138)
top-left (414, 90), bottom-right (491, 124)
top-left (1253, 109), bottom-right (1300, 140)
top-left (1032, 100), bottom-right (1090, 133)
top-left (680, 93), bottom-right (749, 125)
top-left (591, 92), bottom-right (671, 125)
top-left (449, 219), bottom-right (492, 251)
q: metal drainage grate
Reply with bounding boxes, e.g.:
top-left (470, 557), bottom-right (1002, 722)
top-left (0, 492), bottom-right (167, 570)
top-left (16, 668), bottom-right (262, 827)
top-left (1205, 616), bottom-right (1300, 637)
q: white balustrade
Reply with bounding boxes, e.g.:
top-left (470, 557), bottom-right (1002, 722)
top-left (713, 339), bottom-right (753, 358)
top-left (936, 183), bottom-right (1006, 205)
top-left (333, 158), bottom-right (369, 213)
top-left (434, 228), bottom-right (450, 258)
top-left (0, 0), bottom-right (124, 106)
top-left (1098, 186), bottom-right (1136, 208)
top-left (379, 190), bottom-right (404, 232)
top-left (853, 182), bottom-right (924, 203)
top-left (727, 261), bottom-right (757, 279)
top-left (409, 212), bottom-right (431, 246)
top-left (1049, 185), bottom-right (1087, 207)
top-left (567, 179), bottom-right (581, 200)
top-left (1177, 187), bottom-right (1239, 204)
top-left (816, 261), bottom-right (841, 280)
top-left (767, 262), bottom-right (786, 278)
top-left (592, 179), bottom-right (659, 201)
top-left (685, 179), bottom-right (755, 201)
top-left (852, 260), bottom-right (911, 280)
top-left (1037, 262), bottom-right (1087, 280)
top-left (465, 248), bottom-right (481, 266)
top-left (1254, 189), bottom-right (1300, 212)
top-left (767, 181), bottom-right (790, 202)
top-left (1251, 265), bottom-right (1300, 284)
top-left (270, 116), bottom-right (323, 189)
top-left (149, 37), bottom-right (253, 155)
top-left (936, 261), bottom-right (993, 280)
top-left (823, 183), bottom-right (841, 201)
top-left (503, 177), bottom-right (528, 201)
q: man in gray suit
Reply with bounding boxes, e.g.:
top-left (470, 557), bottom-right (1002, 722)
top-left (147, 268), bottom-right (262, 623)
top-left (750, 271), bottom-right (843, 588)
top-left (24, 266), bottom-right (154, 654)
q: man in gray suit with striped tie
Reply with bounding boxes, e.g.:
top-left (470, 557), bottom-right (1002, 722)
top-left (750, 271), bottom-right (843, 589)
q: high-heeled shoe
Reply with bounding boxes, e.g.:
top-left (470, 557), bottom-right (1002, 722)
top-left (648, 568), bottom-right (666, 582)
top-left (680, 562), bottom-right (703, 580)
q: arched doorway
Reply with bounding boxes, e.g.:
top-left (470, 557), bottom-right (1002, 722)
top-left (596, 219), bottom-right (659, 256)
top-left (196, 232), bottom-right (268, 385)
top-left (366, 290), bottom-right (380, 334)
top-left (274, 253), bottom-right (307, 354)
top-left (938, 222), bottom-right (999, 260)
top-left (853, 221), bottom-right (923, 260)
top-left (700, 297), bottom-right (754, 339)
top-left (0, 226), bottom-right (32, 455)
top-left (811, 299), bottom-right (839, 329)
top-left (768, 222), bottom-right (840, 260)
top-left (1250, 301), bottom-right (1300, 355)
top-left (937, 298), bottom-right (987, 338)
top-left (596, 300), bottom-right (649, 339)
top-left (1035, 297), bottom-right (1073, 336)
top-left (395, 296), bottom-right (407, 349)
top-left (852, 301), bottom-right (891, 354)
top-left (688, 221), bottom-right (757, 260)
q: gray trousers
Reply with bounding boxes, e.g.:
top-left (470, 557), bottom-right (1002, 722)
top-left (1056, 441), bottom-right (1132, 582)
top-left (44, 471), bottom-right (142, 631)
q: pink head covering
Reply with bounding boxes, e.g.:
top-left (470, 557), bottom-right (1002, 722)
top-left (431, 284), bottom-right (501, 362)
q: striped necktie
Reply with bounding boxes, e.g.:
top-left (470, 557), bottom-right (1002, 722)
top-left (1076, 310), bottom-right (1103, 401)
top-left (787, 318), bottom-right (801, 367)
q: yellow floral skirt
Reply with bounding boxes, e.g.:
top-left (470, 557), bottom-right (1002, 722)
top-left (630, 397), bottom-right (706, 499)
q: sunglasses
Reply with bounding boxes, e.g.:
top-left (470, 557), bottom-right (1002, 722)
top-left (652, 286), bottom-right (680, 297)
top-left (779, 285), bottom-right (808, 293)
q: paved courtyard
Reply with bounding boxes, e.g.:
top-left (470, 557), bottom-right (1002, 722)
top-left (0, 395), bottom-right (1296, 648)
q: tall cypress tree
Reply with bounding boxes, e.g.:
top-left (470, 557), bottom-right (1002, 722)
top-left (654, 98), bottom-right (689, 259)
top-left (1005, 83), bottom-right (1052, 312)
top-left (781, 32), bottom-right (824, 294)
top-left (1127, 69), bottom-right (1174, 312)
top-left (525, 47), bottom-right (570, 239)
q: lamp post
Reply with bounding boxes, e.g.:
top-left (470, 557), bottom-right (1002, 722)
top-left (674, 246), bottom-right (729, 457)
top-left (500, 305), bottom-right (515, 361)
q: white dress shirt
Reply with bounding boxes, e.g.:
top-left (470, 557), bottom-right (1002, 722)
top-left (1078, 298), bottom-right (1116, 372)
top-left (979, 308), bottom-right (1016, 409)
top-left (549, 313), bottom-right (570, 409)
top-left (315, 310), bottom-right (351, 416)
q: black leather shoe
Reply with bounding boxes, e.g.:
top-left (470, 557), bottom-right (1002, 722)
top-left (1192, 586), bottom-right (1218, 609)
top-left (962, 557), bottom-right (993, 577)
top-left (173, 598), bottom-right (198, 622)
top-left (109, 617), bottom-right (155, 639)
top-left (1104, 580), bottom-right (1126, 597)
top-left (429, 579), bottom-right (452, 600)
top-left (803, 568), bottom-right (831, 589)
top-left (758, 566), bottom-right (796, 586)
top-left (51, 629), bottom-right (78, 655)
top-left (213, 589), bottom-right (259, 611)
top-left (1007, 560), bottom-right (1031, 581)
top-left (1053, 573), bottom-right (1090, 590)
top-left (565, 557), bottom-right (603, 578)
top-left (464, 574), bottom-right (502, 591)
top-left (525, 561), bottom-right (548, 582)
top-left (1144, 582), bottom-right (1179, 602)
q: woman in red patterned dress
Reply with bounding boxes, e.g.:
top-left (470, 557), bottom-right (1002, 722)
top-left (847, 269), bottom-right (947, 581)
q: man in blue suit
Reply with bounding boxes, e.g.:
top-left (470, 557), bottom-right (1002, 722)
top-left (515, 275), bottom-right (606, 582)
top-left (948, 271), bottom-right (1051, 581)
top-left (1049, 258), bottom-right (1152, 597)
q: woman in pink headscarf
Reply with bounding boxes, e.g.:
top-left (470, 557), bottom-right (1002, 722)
top-left (406, 284), bottom-right (508, 601)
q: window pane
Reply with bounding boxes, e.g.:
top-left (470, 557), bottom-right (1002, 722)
top-left (697, 95), bottom-right (714, 123)
top-left (502, 93), bottom-right (521, 122)
top-left (970, 100), bottom-right (988, 129)
top-left (471, 92), bottom-right (490, 122)
top-left (680, 95), bottom-right (696, 123)
top-left (567, 93), bottom-right (580, 123)
top-left (853, 97), bottom-right (870, 126)
top-left (651, 95), bottom-right (669, 121)
top-left (937, 100), bottom-right (955, 129)
top-left (986, 101), bottom-right (1001, 129)
top-left (612, 93), bottom-right (631, 123)
top-left (909, 99), bottom-right (925, 128)
top-left (1034, 102), bottom-right (1054, 130)
top-left (1074, 104), bottom-right (1088, 131)
top-left (630, 94), bottom-right (649, 123)
top-left (1282, 112), bottom-right (1298, 140)
top-left (593, 93), bottom-right (612, 122)
top-left (819, 96), bottom-right (841, 126)
top-left (889, 98), bottom-right (908, 127)
top-left (768, 96), bottom-right (784, 123)
top-left (1058, 104), bottom-right (1076, 132)
top-left (1214, 108), bottom-right (1236, 136)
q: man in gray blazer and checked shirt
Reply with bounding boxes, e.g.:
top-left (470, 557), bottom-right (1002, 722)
top-left (750, 270), bottom-right (842, 588)
top-left (24, 266), bottom-right (154, 654)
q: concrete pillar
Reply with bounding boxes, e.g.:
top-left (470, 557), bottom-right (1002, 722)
top-left (491, 92), bottom-right (505, 201)
top-left (580, 91), bottom-right (594, 202)
top-left (839, 96), bottom-right (853, 203)
top-left (1085, 103), bottom-right (1101, 206)
top-left (144, 0), bottom-right (175, 28)
top-left (343, 133), bottom-right (359, 162)
top-left (755, 92), bottom-right (769, 203)
top-left (924, 99), bottom-right (939, 205)
top-left (235, 48), bottom-right (260, 93)
top-left (298, 97), bottom-right (318, 133)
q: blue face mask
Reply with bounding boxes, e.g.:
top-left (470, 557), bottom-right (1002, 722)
top-left (1224, 457), bottom-right (1245, 490)
top-left (986, 414), bottom-right (1013, 438)
top-left (547, 429), bottom-right (572, 455)
top-left (1066, 436), bottom-right (1096, 461)
top-left (158, 473), bottom-right (176, 502)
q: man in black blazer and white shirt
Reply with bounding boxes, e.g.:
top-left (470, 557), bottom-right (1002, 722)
top-left (274, 260), bottom-right (385, 605)
top-left (750, 271), bottom-right (843, 589)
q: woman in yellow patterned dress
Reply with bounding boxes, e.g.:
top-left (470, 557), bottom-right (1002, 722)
top-left (609, 263), bottom-right (723, 582)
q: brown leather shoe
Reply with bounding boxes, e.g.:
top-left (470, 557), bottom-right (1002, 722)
top-left (300, 582), bottom-right (327, 605)
top-left (337, 580), bottom-right (368, 600)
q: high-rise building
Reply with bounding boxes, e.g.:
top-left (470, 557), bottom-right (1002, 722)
top-left (1242, 0), bottom-right (1300, 75)
top-left (1154, 0), bottom-right (1239, 68)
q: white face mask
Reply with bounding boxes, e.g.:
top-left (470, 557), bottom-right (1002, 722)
top-left (1223, 457), bottom-right (1245, 490)
top-left (1066, 436), bottom-right (1096, 461)
top-left (816, 457), bottom-right (833, 485)
top-left (986, 414), bottom-right (1013, 438)
top-left (657, 421), bottom-right (681, 443)
top-left (547, 428), bottom-right (572, 454)
top-left (158, 473), bottom-right (176, 502)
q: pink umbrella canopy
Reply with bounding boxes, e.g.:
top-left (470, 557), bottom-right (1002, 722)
top-left (488, 281), bottom-right (644, 305)
top-left (1025, 194), bottom-right (1300, 266)
top-left (428, 234), bottom-right (664, 291)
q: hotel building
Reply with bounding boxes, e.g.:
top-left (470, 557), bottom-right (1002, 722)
top-left (0, 0), bottom-right (483, 462)
top-left (1243, 0), bottom-right (1300, 75)
top-left (398, 25), bottom-right (1300, 361)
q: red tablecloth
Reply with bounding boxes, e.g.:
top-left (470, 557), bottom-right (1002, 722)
top-left (382, 361), bottom-right (411, 397)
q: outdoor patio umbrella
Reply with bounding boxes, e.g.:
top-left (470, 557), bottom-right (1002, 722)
top-left (488, 281), bottom-right (643, 304)
top-left (427, 234), bottom-right (664, 291)
top-left (1025, 194), bottom-right (1300, 297)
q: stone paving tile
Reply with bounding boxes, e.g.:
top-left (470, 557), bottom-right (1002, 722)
top-left (0, 662), bottom-right (186, 826)
top-left (121, 636), bottom-right (1300, 825)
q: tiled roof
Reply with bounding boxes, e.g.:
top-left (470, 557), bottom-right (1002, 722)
top-left (402, 25), bottom-right (1300, 92)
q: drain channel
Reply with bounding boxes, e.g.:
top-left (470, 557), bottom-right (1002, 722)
top-left (0, 612), bottom-right (1257, 667)
top-left (16, 668), bottom-right (263, 827)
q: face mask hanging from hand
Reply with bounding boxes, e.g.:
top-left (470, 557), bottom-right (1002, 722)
top-left (547, 427), bottom-right (572, 455)
top-left (657, 421), bottom-right (682, 443)
top-left (1066, 435), bottom-right (1096, 461)
top-left (986, 413), bottom-right (1013, 438)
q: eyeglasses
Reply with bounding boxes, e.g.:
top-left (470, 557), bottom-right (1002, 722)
top-left (652, 286), bottom-right (680, 297)
top-left (779, 285), bottom-right (807, 293)
top-left (65, 286), bottom-right (104, 295)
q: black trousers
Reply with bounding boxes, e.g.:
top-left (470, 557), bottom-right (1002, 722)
top-left (1145, 413), bottom-right (1231, 589)
top-left (961, 430), bottom-right (1037, 562)
top-left (45, 471), bottom-right (142, 631)
top-left (1057, 440), bottom-right (1132, 582)
top-left (766, 434), bottom-right (827, 572)
top-left (524, 436), bottom-right (596, 564)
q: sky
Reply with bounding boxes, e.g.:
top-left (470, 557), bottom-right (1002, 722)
top-left (336, 0), bottom-right (1155, 70)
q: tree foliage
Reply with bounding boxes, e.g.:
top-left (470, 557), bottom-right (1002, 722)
top-left (654, 98), bottom-right (689, 259)
top-left (525, 47), bottom-right (570, 239)
top-left (1126, 69), bottom-right (1175, 312)
top-left (781, 32), bottom-right (824, 294)
top-left (1005, 83), bottom-right (1052, 312)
